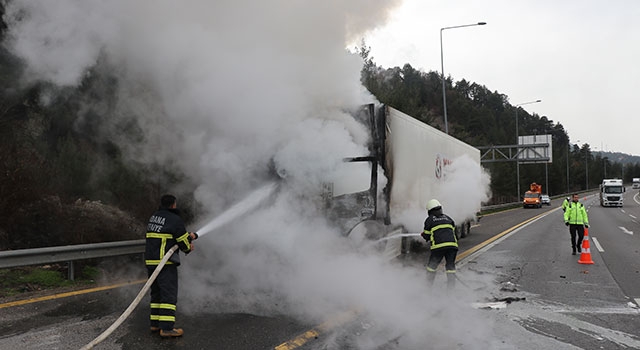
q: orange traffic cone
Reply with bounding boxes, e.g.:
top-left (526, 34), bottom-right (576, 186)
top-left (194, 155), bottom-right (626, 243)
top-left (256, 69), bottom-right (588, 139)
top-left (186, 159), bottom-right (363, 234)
top-left (578, 227), bottom-right (594, 264)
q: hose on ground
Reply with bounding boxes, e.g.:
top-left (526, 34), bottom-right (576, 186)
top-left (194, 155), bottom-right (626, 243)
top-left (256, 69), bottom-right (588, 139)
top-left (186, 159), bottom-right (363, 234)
top-left (79, 244), bottom-right (178, 350)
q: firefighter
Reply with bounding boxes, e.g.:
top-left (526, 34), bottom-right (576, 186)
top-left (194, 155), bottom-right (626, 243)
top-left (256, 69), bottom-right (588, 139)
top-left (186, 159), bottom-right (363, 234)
top-left (145, 194), bottom-right (198, 337)
top-left (421, 199), bottom-right (458, 290)
top-left (564, 193), bottom-right (589, 255)
top-left (561, 197), bottom-right (570, 212)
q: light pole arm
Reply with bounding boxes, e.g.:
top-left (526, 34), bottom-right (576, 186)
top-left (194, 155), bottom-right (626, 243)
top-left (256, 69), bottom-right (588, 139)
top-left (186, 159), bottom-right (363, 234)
top-left (441, 23), bottom-right (486, 31)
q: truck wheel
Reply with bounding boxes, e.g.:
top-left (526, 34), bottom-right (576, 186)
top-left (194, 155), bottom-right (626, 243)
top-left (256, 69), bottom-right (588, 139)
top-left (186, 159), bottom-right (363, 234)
top-left (347, 220), bottom-right (387, 251)
top-left (460, 222), bottom-right (468, 238)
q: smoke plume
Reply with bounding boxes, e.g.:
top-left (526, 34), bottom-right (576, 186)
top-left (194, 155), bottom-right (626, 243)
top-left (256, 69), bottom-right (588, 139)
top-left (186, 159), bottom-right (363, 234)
top-left (3, 1), bottom-right (497, 348)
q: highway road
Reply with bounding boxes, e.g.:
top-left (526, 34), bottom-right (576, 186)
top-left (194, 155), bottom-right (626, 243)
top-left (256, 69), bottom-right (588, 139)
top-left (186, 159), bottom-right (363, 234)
top-left (2, 194), bottom-right (640, 349)
top-left (588, 190), bottom-right (640, 304)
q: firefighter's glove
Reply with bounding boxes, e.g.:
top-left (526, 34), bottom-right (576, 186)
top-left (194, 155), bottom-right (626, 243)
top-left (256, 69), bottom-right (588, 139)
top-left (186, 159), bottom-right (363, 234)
top-left (565, 222), bottom-right (569, 226)
top-left (188, 232), bottom-right (199, 242)
top-left (421, 233), bottom-right (429, 242)
top-left (585, 225), bottom-right (589, 228)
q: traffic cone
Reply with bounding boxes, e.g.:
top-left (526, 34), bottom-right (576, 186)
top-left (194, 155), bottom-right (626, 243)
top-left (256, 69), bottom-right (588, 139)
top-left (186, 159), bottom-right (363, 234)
top-left (578, 227), bottom-right (594, 264)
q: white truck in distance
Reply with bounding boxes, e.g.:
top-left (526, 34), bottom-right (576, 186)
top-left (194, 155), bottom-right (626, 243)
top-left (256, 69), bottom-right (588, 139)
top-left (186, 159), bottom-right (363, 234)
top-left (324, 104), bottom-right (484, 256)
top-left (599, 179), bottom-right (625, 207)
top-left (632, 178), bottom-right (640, 189)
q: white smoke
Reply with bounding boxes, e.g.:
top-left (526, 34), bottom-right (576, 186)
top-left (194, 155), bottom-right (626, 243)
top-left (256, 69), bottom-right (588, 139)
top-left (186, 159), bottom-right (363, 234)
top-left (390, 154), bottom-right (491, 234)
top-left (3, 0), bottom-right (498, 348)
top-left (438, 154), bottom-right (492, 221)
top-left (3, 0), bottom-right (386, 205)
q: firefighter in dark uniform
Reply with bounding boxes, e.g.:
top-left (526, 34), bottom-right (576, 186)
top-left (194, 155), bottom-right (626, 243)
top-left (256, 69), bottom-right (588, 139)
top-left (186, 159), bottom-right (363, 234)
top-left (421, 199), bottom-right (458, 290)
top-left (145, 194), bottom-right (198, 337)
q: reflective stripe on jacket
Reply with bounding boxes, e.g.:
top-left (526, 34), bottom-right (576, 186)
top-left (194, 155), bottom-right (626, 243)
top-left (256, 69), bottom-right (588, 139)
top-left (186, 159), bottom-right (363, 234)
top-left (145, 208), bottom-right (192, 266)
top-left (423, 214), bottom-right (458, 250)
top-left (564, 202), bottom-right (589, 225)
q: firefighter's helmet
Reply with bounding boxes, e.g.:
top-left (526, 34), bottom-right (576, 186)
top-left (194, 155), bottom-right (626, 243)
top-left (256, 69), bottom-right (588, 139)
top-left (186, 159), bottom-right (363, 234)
top-left (426, 199), bottom-right (442, 211)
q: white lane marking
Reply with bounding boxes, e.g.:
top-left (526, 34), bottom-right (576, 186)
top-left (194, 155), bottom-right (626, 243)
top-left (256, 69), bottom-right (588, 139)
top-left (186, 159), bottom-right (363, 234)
top-left (592, 236), bottom-right (604, 252)
top-left (621, 209), bottom-right (626, 213)
top-left (619, 226), bottom-right (634, 235)
top-left (630, 214), bottom-right (637, 219)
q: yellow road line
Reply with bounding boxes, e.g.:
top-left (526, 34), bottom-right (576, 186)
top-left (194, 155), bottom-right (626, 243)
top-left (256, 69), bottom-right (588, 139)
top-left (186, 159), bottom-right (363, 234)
top-left (275, 330), bottom-right (320, 350)
top-left (0, 279), bottom-right (147, 309)
top-left (457, 209), bottom-right (555, 261)
top-left (274, 310), bottom-right (359, 350)
top-left (274, 209), bottom-right (559, 349)
top-left (4, 209), bottom-right (558, 348)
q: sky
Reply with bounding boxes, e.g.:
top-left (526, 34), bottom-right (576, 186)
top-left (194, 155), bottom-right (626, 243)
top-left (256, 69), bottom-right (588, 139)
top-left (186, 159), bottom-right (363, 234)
top-left (2, 1), bottom-right (499, 348)
top-left (359, 0), bottom-right (640, 156)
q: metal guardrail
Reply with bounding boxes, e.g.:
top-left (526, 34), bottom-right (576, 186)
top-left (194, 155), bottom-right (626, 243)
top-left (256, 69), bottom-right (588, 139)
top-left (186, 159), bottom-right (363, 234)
top-left (480, 202), bottom-right (520, 212)
top-left (1, 205), bottom-right (508, 273)
top-left (0, 194), bottom-right (586, 278)
top-left (479, 191), bottom-right (594, 212)
top-left (0, 239), bottom-right (145, 280)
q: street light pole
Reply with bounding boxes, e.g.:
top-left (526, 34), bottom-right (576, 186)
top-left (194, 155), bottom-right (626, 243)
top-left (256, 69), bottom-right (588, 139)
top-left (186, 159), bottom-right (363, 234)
top-left (577, 140), bottom-right (588, 190)
top-left (440, 21), bottom-right (486, 134)
top-left (566, 143), bottom-right (570, 194)
top-left (586, 151), bottom-right (589, 190)
top-left (514, 99), bottom-right (542, 201)
top-left (545, 160), bottom-right (549, 196)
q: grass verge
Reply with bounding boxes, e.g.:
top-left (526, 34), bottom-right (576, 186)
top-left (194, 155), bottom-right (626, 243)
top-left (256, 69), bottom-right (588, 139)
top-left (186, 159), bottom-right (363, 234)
top-left (0, 264), bottom-right (99, 298)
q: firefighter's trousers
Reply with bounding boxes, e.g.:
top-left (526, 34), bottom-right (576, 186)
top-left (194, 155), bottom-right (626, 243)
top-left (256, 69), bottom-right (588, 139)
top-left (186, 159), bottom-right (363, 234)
top-left (147, 264), bottom-right (178, 331)
top-left (426, 247), bottom-right (457, 290)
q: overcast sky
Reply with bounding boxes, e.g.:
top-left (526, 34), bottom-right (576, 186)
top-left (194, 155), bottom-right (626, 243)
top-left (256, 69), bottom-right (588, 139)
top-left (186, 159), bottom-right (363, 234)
top-left (360, 0), bottom-right (640, 156)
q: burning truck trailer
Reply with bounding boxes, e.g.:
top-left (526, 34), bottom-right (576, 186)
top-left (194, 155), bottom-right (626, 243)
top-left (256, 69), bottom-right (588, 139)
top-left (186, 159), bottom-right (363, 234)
top-left (321, 104), bottom-right (483, 258)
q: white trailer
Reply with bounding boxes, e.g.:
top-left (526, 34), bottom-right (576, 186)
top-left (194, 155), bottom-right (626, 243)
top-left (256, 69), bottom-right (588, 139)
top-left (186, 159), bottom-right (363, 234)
top-left (384, 106), bottom-right (482, 237)
top-left (600, 179), bottom-right (625, 207)
top-left (324, 104), bottom-right (485, 256)
top-left (632, 178), bottom-right (640, 189)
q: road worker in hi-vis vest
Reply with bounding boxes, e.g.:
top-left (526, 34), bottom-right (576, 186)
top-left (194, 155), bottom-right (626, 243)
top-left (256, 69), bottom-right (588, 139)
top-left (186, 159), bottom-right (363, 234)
top-left (564, 193), bottom-right (589, 255)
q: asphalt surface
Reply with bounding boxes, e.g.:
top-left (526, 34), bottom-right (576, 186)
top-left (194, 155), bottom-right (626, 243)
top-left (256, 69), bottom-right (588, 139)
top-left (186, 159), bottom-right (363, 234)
top-left (3, 195), bottom-right (640, 349)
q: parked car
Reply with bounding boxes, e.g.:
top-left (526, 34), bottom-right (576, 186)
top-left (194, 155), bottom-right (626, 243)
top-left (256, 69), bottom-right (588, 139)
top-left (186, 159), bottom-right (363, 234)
top-left (540, 194), bottom-right (551, 206)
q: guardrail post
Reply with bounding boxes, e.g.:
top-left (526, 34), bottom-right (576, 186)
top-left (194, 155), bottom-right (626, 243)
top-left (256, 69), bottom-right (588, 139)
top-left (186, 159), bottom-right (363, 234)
top-left (68, 260), bottom-right (75, 281)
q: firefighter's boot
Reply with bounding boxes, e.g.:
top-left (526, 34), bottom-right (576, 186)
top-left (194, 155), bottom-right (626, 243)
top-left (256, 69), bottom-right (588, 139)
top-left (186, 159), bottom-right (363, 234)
top-left (426, 271), bottom-right (436, 287)
top-left (160, 328), bottom-right (184, 338)
top-left (446, 272), bottom-right (456, 291)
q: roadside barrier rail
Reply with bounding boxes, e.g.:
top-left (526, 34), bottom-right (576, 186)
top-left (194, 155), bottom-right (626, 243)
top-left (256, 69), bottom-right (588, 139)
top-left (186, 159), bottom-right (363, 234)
top-left (0, 239), bottom-right (145, 280)
top-left (1, 193), bottom-right (587, 278)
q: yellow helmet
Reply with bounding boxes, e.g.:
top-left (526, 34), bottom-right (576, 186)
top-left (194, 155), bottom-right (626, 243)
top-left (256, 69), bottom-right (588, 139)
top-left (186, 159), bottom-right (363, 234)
top-left (426, 199), bottom-right (442, 211)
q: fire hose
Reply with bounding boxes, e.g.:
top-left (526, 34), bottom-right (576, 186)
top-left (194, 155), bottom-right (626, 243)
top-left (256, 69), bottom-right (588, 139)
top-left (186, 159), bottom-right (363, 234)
top-left (79, 244), bottom-right (178, 350)
top-left (79, 181), bottom-right (279, 349)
